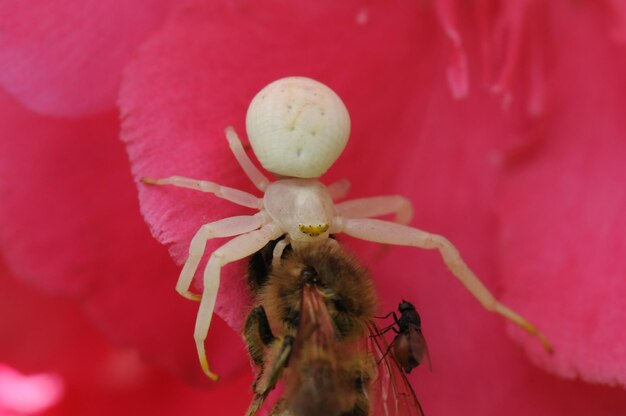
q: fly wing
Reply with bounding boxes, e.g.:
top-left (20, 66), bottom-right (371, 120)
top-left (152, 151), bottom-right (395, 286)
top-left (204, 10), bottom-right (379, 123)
top-left (368, 322), bottom-right (425, 416)
top-left (407, 325), bottom-right (432, 372)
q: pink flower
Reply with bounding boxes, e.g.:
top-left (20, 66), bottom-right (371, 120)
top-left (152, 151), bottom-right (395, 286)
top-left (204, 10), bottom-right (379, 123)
top-left (1, 0), bottom-right (625, 414)
top-left (0, 364), bottom-right (63, 415)
top-left (0, 266), bottom-right (250, 415)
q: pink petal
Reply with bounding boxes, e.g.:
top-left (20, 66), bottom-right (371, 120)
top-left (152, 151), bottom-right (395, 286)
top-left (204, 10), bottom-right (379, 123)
top-left (474, 0), bottom-right (549, 115)
top-left (0, 266), bottom-right (252, 416)
top-left (0, 365), bottom-right (63, 414)
top-left (0, 90), bottom-right (246, 382)
top-left (119, 0), bottom-right (626, 412)
top-left (498, 1), bottom-right (626, 386)
top-left (607, 0), bottom-right (626, 42)
top-left (386, 70), bottom-right (626, 415)
top-left (120, 0), bottom-right (435, 330)
top-left (435, 0), bottom-right (470, 98)
top-left (489, 0), bottom-right (532, 102)
top-left (0, 0), bottom-right (180, 117)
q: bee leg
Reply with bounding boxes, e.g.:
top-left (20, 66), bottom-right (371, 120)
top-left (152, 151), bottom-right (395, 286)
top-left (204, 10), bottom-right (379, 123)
top-left (259, 335), bottom-right (294, 393)
top-left (269, 399), bottom-right (286, 416)
top-left (249, 396), bottom-right (288, 416)
top-left (245, 337), bottom-right (294, 416)
top-left (224, 126), bottom-right (271, 192)
top-left (245, 394), bottom-right (268, 416)
top-left (177, 213), bottom-right (269, 301)
top-left (244, 306), bottom-right (276, 367)
top-left (345, 356), bottom-right (372, 416)
top-left (339, 218), bottom-right (554, 353)
top-left (256, 307), bottom-right (276, 345)
top-left (248, 237), bottom-right (286, 291)
top-left (195, 223), bottom-right (283, 380)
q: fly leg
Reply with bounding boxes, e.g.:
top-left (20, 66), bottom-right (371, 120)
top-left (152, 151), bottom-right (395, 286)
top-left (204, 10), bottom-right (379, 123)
top-left (339, 218), bottom-right (553, 353)
top-left (374, 311), bottom-right (400, 335)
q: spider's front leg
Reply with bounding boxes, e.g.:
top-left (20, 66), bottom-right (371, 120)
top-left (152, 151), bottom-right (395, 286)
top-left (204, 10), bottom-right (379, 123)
top-left (338, 217), bottom-right (553, 353)
top-left (195, 222), bottom-right (283, 380)
top-left (177, 212), bottom-right (269, 300)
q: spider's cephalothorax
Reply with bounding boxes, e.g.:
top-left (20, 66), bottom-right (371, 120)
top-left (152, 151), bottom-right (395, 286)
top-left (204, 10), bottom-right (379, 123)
top-left (142, 76), bottom-right (552, 380)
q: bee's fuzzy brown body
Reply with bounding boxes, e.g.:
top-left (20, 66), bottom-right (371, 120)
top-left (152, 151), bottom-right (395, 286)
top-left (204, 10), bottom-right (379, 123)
top-left (243, 238), bottom-right (378, 416)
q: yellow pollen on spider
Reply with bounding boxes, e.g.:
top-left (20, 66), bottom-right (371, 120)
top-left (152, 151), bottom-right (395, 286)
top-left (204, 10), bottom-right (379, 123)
top-left (299, 223), bottom-right (329, 237)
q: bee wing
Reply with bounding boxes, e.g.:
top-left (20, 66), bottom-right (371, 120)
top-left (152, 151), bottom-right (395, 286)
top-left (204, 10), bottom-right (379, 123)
top-left (248, 284), bottom-right (343, 416)
top-left (292, 284), bottom-right (338, 359)
top-left (283, 285), bottom-right (361, 416)
top-left (368, 322), bottom-right (425, 416)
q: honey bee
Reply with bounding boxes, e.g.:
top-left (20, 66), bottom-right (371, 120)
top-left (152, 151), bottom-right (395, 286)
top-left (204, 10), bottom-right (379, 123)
top-left (243, 238), bottom-right (424, 416)
top-left (376, 301), bottom-right (431, 374)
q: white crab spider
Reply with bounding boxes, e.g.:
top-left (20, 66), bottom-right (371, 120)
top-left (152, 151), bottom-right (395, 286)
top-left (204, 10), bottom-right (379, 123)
top-left (142, 76), bottom-right (552, 380)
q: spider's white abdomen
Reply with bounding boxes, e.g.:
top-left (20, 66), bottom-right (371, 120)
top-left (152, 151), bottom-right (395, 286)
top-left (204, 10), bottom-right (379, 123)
top-left (246, 77), bottom-right (350, 179)
top-left (263, 179), bottom-right (335, 242)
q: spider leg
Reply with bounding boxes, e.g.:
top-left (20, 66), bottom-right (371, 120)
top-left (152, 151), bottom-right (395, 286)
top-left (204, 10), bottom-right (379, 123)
top-left (327, 179), bottom-right (351, 201)
top-left (337, 195), bottom-right (413, 225)
top-left (177, 212), bottom-right (269, 301)
top-left (225, 126), bottom-right (271, 192)
top-left (141, 176), bottom-right (261, 209)
top-left (271, 237), bottom-right (291, 268)
top-left (338, 196), bottom-right (414, 259)
top-left (195, 222), bottom-right (284, 380)
top-left (339, 217), bottom-right (553, 353)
